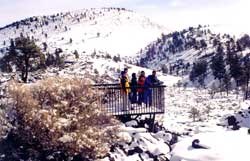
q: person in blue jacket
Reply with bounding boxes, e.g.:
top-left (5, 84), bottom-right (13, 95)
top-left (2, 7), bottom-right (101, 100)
top-left (144, 70), bottom-right (160, 107)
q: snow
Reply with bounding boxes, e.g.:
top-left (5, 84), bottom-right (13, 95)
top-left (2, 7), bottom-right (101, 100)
top-left (171, 128), bottom-right (250, 161)
top-left (58, 134), bottom-right (74, 143)
top-left (125, 120), bottom-right (138, 127)
top-left (98, 72), bottom-right (250, 161)
top-left (1, 7), bottom-right (250, 161)
top-left (0, 8), bottom-right (167, 58)
top-left (163, 85), bottom-right (250, 161)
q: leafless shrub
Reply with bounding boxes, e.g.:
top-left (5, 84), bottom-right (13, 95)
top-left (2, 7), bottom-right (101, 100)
top-left (189, 107), bottom-right (200, 122)
top-left (8, 77), bottom-right (121, 159)
top-left (0, 104), bottom-right (12, 139)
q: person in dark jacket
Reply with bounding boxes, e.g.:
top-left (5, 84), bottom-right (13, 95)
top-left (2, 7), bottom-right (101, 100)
top-left (147, 70), bottom-right (160, 85)
top-left (130, 73), bottom-right (137, 104)
top-left (144, 70), bottom-right (160, 107)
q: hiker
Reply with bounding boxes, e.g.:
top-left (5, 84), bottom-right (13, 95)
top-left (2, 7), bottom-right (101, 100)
top-left (144, 70), bottom-right (160, 107)
top-left (124, 68), bottom-right (128, 74)
top-left (137, 71), bottom-right (146, 105)
top-left (147, 70), bottom-right (160, 85)
top-left (120, 71), bottom-right (130, 110)
top-left (119, 68), bottom-right (129, 80)
top-left (130, 73), bottom-right (137, 104)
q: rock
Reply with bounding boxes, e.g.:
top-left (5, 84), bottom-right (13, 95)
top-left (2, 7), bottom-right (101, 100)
top-left (169, 133), bottom-right (178, 145)
top-left (231, 125), bottom-right (240, 130)
top-left (125, 120), bottom-right (138, 127)
top-left (227, 116), bottom-right (238, 126)
top-left (192, 139), bottom-right (209, 149)
top-left (127, 146), bottom-right (143, 156)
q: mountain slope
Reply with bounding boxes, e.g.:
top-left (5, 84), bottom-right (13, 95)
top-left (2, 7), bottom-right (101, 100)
top-left (0, 8), bottom-right (167, 58)
top-left (137, 26), bottom-right (250, 87)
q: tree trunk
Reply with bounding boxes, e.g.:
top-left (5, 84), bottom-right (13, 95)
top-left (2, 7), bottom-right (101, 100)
top-left (23, 56), bottom-right (29, 83)
top-left (245, 74), bottom-right (249, 100)
top-left (219, 79), bottom-right (222, 96)
top-left (226, 84), bottom-right (229, 96)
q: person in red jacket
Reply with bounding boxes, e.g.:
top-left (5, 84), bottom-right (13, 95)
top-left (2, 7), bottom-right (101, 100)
top-left (137, 71), bottom-right (145, 105)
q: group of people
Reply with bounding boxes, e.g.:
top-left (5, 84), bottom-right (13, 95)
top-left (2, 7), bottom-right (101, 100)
top-left (120, 68), bottom-right (161, 107)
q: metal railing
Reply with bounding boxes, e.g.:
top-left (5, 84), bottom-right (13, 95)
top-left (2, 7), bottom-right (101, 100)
top-left (93, 84), bottom-right (166, 116)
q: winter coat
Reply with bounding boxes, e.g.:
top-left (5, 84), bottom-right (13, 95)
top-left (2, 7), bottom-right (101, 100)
top-left (146, 75), bottom-right (160, 86)
top-left (120, 75), bottom-right (130, 94)
top-left (137, 75), bottom-right (145, 93)
top-left (130, 76), bottom-right (137, 93)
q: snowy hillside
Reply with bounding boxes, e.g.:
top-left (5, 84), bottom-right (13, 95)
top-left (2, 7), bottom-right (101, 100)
top-left (138, 26), bottom-right (250, 77)
top-left (0, 8), bottom-right (167, 58)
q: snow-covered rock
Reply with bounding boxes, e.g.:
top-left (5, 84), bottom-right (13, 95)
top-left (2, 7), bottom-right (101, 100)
top-left (170, 128), bottom-right (250, 161)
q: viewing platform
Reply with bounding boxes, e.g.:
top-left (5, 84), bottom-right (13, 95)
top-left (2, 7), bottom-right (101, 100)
top-left (93, 84), bottom-right (166, 116)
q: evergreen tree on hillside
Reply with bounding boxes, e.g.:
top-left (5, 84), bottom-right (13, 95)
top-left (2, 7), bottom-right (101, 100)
top-left (3, 37), bottom-right (44, 82)
top-left (241, 54), bottom-right (250, 99)
top-left (210, 45), bottom-right (226, 84)
top-left (172, 32), bottom-right (184, 52)
top-left (73, 50), bottom-right (79, 59)
top-left (210, 53), bottom-right (225, 81)
top-left (42, 42), bottom-right (48, 51)
top-left (190, 60), bottom-right (208, 86)
top-left (225, 41), bottom-right (233, 64)
top-left (236, 41), bottom-right (243, 52)
top-left (200, 39), bottom-right (207, 50)
top-left (222, 72), bottom-right (231, 96)
top-left (238, 34), bottom-right (250, 49)
top-left (213, 38), bottom-right (219, 47)
top-left (229, 53), bottom-right (243, 86)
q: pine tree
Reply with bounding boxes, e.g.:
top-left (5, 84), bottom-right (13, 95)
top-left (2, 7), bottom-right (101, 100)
top-left (161, 64), bottom-right (168, 74)
top-left (238, 34), bottom-right (250, 49)
top-left (5, 37), bottom-right (44, 82)
top-left (222, 72), bottom-right (231, 96)
top-left (190, 60), bottom-right (208, 86)
top-left (242, 54), bottom-right (250, 99)
top-left (200, 39), bottom-right (207, 49)
top-left (42, 42), bottom-right (48, 51)
top-left (210, 52), bottom-right (226, 83)
top-left (236, 41), bottom-right (242, 52)
top-left (73, 50), bottom-right (79, 59)
top-left (113, 55), bottom-right (121, 62)
top-left (229, 53), bottom-right (243, 86)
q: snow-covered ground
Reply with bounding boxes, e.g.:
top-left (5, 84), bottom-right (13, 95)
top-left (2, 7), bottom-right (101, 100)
top-left (1, 54), bottom-right (250, 160)
top-left (103, 73), bottom-right (250, 161)
top-left (163, 80), bottom-right (250, 160)
top-left (171, 128), bottom-right (250, 161)
top-left (1, 7), bottom-right (250, 161)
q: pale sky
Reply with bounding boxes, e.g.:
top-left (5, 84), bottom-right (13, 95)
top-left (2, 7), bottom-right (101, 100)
top-left (0, 0), bottom-right (250, 31)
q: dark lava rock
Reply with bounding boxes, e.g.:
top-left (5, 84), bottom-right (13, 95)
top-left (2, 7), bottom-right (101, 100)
top-left (127, 146), bottom-right (143, 156)
top-left (227, 116), bottom-right (238, 126)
